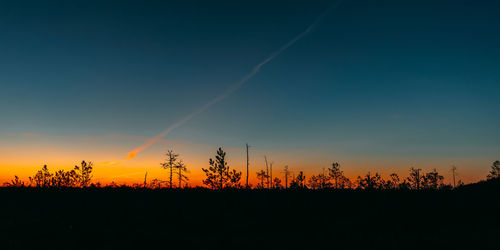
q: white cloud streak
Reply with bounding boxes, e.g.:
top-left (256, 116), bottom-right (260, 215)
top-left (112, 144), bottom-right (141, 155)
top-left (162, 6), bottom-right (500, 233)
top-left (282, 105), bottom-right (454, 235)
top-left (106, 2), bottom-right (342, 165)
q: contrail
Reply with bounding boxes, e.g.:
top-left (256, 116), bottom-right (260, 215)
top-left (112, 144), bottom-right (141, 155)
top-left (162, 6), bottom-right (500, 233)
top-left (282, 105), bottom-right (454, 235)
top-left (104, 2), bottom-right (342, 166)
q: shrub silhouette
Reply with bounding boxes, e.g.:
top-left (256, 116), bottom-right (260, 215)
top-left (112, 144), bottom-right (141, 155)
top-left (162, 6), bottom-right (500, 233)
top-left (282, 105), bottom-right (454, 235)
top-left (24, 161), bottom-right (93, 188)
top-left (487, 160), bottom-right (500, 180)
top-left (256, 169), bottom-right (268, 189)
top-left (356, 172), bottom-right (384, 190)
top-left (3, 175), bottom-right (25, 187)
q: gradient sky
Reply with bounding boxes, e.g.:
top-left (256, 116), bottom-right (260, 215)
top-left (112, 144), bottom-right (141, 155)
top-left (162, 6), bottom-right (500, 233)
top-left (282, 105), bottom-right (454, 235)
top-left (1, 0), bottom-right (499, 185)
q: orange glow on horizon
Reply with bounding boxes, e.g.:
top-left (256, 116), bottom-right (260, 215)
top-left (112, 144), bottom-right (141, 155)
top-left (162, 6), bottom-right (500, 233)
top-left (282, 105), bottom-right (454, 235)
top-left (0, 132), bottom-right (490, 187)
top-left (1, 159), bottom-right (485, 188)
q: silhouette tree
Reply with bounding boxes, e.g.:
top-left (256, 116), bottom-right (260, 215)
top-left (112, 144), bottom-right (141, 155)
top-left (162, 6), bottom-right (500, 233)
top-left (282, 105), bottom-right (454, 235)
top-left (75, 161), bottom-right (93, 187)
top-left (337, 175), bottom-right (353, 189)
top-left (256, 170), bottom-right (268, 189)
top-left (282, 165), bottom-right (291, 189)
top-left (307, 174), bottom-right (323, 189)
top-left (298, 171), bottom-right (306, 188)
top-left (174, 161), bottom-right (189, 188)
top-left (451, 165), bottom-right (457, 188)
top-left (273, 177), bottom-right (283, 189)
top-left (487, 160), bottom-right (500, 180)
top-left (319, 168), bottom-right (331, 189)
top-left (30, 165), bottom-right (52, 187)
top-left (289, 179), bottom-right (299, 189)
top-left (398, 180), bottom-right (411, 190)
top-left (290, 171), bottom-right (306, 189)
top-left (384, 173), bottom-right (400, 189)
top-left (407, 167), bottom-right (423, 190)
top-left (202, 147), bottom-right (242, 189)
top-left (356, 172), bottom-right (384, 190)
top-left (52, 169), bottom-right (77, 187)
top-left (422, 169), bottom-right (444, 190)
top-left (149, 178), bottom-right (163, 189)
top-left (269, 162), bottom-right (273, 188)
top-left (246, 143), bottom-right (250, 188)
top-left (264, 156), bottom-right (271, 188)
top-left (4, 175), bottom-right (25, 187)
top-left (161, 150), bottom-right (179, 188)
top-left (328, 162), bottom-right (343, 189)
top-left (227, 169), bottom-right (242, 188)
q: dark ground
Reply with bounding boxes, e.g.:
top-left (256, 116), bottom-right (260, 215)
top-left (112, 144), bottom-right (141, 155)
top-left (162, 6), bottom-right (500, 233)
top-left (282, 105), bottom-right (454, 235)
top-left (1, 180), bottom-right (499, 250)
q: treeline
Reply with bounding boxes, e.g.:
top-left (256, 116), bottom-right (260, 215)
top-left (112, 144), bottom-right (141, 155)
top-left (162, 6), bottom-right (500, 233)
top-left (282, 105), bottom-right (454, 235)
top-left (250, 165), bottom-right (461, 190)
top-left (3, 147), bottom-right (500, 190)
top-left (4, 161), bottom-right (93, 188)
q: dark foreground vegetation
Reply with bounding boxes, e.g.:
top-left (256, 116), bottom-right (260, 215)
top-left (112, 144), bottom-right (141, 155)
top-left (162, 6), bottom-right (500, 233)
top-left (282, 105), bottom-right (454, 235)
top-left (1, 179), bottom-right (499, 250)
top-left (2, 148), bottom-right (499, 249)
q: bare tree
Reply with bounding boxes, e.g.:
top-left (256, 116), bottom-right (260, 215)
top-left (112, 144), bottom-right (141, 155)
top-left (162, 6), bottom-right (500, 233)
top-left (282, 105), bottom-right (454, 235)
top-left (282, 165), bottom-right (291, 189)
top-left (246, 143), bottom-right (250, 188)
top-left (174, 161), bottom-right (189, 188)
top-left (160, 150), bottom-right (179, 188)
top-left (270, 162), bottom-right (274, 188)
top-left (264, 156), bottom-right (270, 188)
top-left (451, 165), bottom-right (457, 188)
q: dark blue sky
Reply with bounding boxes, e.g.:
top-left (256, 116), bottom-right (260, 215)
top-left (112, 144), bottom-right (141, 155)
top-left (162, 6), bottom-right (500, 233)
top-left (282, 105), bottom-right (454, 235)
top-left (1, 0), bottom-right (499, 179)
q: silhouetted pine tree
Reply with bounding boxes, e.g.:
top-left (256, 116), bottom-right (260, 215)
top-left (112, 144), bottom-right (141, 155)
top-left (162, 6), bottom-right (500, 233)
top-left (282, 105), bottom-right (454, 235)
top-left (422, 169), bottom-right (444, 190)
top-left (328, 162), bottom-right (343, 189)
top-left (407, 167), bottom-right (423, 190)
top-left (202, 147), bottom-right (242, 189)
top-left (356, 172), bottom-right (384, 190)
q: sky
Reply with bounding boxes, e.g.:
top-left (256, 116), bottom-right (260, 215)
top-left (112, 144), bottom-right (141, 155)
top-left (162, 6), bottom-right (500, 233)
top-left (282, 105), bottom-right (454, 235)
top-left (1, 0), bottom-right (499, 185)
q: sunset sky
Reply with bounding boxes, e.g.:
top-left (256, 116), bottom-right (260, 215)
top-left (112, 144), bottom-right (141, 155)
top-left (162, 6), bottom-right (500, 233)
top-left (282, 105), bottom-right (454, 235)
top-left (1, 0), bottom-right (499, 185)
